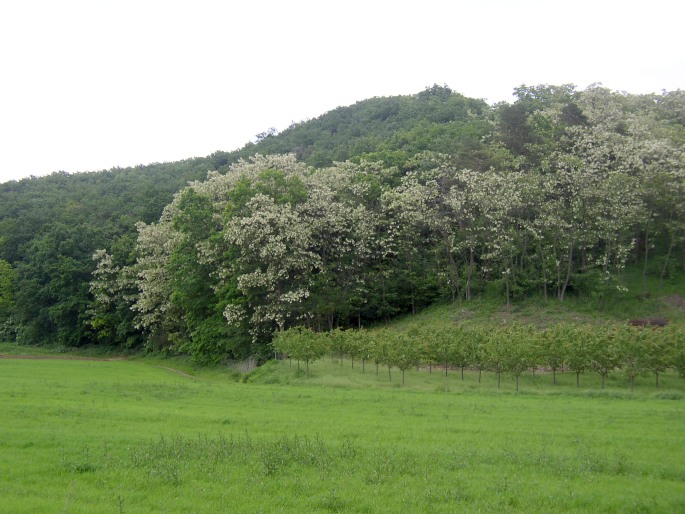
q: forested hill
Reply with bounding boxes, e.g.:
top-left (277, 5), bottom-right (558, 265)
top-left (1, 84), bottom-right (684, 360)
top-left (0, 85), bottom-right (489, 260)
top-left (0, 85), bottom-right (494, 348)
top-left (221, 85), bottom-right (491, 170)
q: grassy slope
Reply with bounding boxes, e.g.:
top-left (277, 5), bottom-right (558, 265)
top-left (378, 266), bottom-right (685, 335)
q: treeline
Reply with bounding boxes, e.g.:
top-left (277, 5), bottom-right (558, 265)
top-left (273, 323), bottom-right (685, 389)
top-left (228, 84), bottom-right (492, 170)
top-left (0, 86), bottom-right (496, 347)
top-left (1, 84), bottom-right (684, 357)
top-left (95, 86), bottom-right (684, 362)
top-left (0, 160), bottom-right (215, 346)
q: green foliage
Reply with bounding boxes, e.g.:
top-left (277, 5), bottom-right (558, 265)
top-left (272, 326), bottom-right (326, 377)
top-left (565, 326), bottom-right (592, 387)
top-left (588, 325), bottom-right (622, 388)
top-left (619, 327), bottom-right (650, 390)
top-left (0, 258), bottom-right (14, 317)
top-left (2, 83), bottom-right (685, 361)
top-left (268, 319), bottom-right (685, 395)
top-left (229, 85), bottom-right (492, 171)
top-left (0, 160), bottom-right (210, 346)
top-left (388, 332), bottom-right (420, 385)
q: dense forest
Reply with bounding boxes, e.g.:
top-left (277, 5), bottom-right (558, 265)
top-left (1, 84), bottom-right (684, 362)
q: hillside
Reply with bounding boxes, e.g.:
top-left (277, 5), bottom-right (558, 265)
top-left (0, 85), bottom-right (496, 348)
top-left (221, 85), bottom-right (492, 170)
top-left (1, 84), bottom-right (684, 359)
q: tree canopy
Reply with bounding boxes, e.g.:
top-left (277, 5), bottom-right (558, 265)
top-left (1, 84), bottom-right (684, 360)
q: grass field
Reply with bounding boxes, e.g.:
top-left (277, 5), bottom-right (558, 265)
top-left (1, 345), bottom-right (685, 514)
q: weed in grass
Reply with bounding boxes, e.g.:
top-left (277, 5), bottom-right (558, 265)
top-left (653, 391), bottom-right (683, 400)
top-left (316, 488), bottom-right (349, 513)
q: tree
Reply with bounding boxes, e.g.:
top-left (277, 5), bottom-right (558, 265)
top-left (539, 325), bottom-right (568, 385)
top-left (448, 326), bottom-right (473, 380)
top-left (88, 247), bottom-right (142, 349)
top-left (130, 220), bottom-right (181, 350)
top-left (0, 259), bottom-right (15, 340)
top-left (225, 193), bottom-right (317, 333)
top-left (565, 326), bottom-right (591, 387)
top-left (672, 327), bottom-right (685, 378)
top-left (618, 326), bottom-right (649, 391)
top-left (484, 327), bottom-right (508, 389)
top-left (327, 327), bottom-right (347, 365)
top-left (502, 324), bottom-right (537, 391)
top-left (641, 325), bottom-right (676, 388)
top-left (370, 330), bottom-right (394, 381)
top-left (468, 326), bottom-right (489, 384)
top-left (273, 327), bottom-right (326, 377)
top-left (588, 325), bottom-right (621, 389)
top-left (429, 327), bottom-right (453, 377)
top-left (390, 333), bottom-right (421, 386)
top-left (0, 259), bottom-right (14, 318)
top-left (350, 328), bottom-right (373, 373)
top-left (14, 223), bottom-right (103, 347)
top-left (343, 329), bottom-right (366, 369)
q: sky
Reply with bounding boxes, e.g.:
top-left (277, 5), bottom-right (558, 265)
top-left (1, 0), bottom-right (683, 183)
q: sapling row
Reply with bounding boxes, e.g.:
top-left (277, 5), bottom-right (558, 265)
top-left (273, 322), bottom-right (685, 389)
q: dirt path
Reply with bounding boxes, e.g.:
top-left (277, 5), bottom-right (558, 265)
top-left (0, 354), bottom-right (125, 361)
top-left (0, 354), bottom-right (196, 379)
top-left (158, 366), bottom-right (196, 379)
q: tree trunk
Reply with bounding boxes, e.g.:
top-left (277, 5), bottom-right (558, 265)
top-left (659, 238), bottom-right (674, 291)
top-left (505, 269), bottom-right (511, 309)
top-left (411, 284), bottom-right (416, 315)
top-left (538, 241), bottom-right (548, 302)
top-left (642, 224), bottom-right (650, 297)
top-left (443, 231), bottom-right (460, 302)
top-left (554, 240), bottom-right (561, 298)
top-left (466, 247), bottom-right (474, 301)
top-left (560, 244), bottom-right (574, 302)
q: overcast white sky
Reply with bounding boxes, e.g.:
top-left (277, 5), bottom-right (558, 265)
top-left (1, 0), bottom-right (683, 183)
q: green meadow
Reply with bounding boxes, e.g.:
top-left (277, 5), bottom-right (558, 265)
top-left (1, 347), bottom-right (685, 513)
